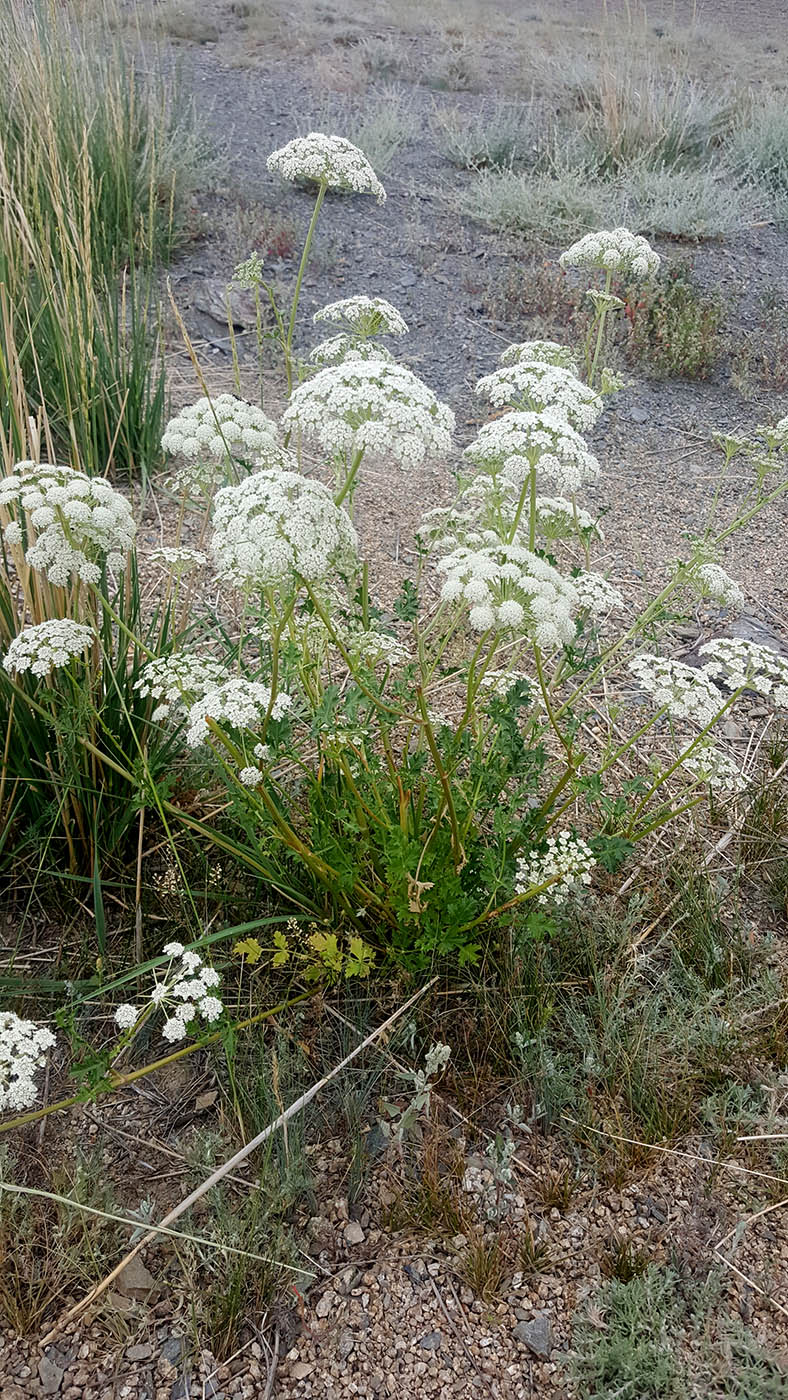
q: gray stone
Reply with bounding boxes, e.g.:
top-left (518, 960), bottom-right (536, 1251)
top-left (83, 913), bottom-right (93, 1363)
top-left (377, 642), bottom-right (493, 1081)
top-left (38, 1355), bottom-right (65, 1395)
top-left (116, 1255), bottom-right (159, 1299)
top-left (419, 1331), bottom-right (442, 1350)
top-left (127, 1343), bottom-right (153, 1362)
top-left (344, 1220), bottom-right (366, 1247)
top-left (160, 1336), bottom-right (187, 1366)
top-left (629, 406), bottom-right (649, 424)
top-left (513, 1313), bottom-right (553, 1358)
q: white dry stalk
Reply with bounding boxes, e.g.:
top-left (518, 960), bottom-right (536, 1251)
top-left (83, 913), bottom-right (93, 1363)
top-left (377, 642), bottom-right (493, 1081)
top-left (42, 979), bottom-right (435, 1343)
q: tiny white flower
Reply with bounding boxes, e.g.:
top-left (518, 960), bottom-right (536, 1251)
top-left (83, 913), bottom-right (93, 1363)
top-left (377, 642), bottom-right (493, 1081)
top-left (113, 1004), bottom-right (139, 1031)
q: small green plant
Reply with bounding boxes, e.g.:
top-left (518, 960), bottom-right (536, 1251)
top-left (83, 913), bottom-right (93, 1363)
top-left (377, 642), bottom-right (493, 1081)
top-left (433, 100), bottom-right (538, 171)
top-left (570, 1267), bottom-right (689, 1398)
top-left (623, 262), bottom-right (724, 379)
top-left (455, 1226), bottom-right (509, 1301)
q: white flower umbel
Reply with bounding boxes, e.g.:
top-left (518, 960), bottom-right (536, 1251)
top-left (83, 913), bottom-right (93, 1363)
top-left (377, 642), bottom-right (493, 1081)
top-left (534, 496), bottom-right (601, 541)
top-left (185, 678), bottom-right (292, 749)
top-left (113, 944), bottom-right (224, 1044)
top-left (267, 132), bottom-right (386, 203)
top-left (211, 470), bottom-right (358, 592)
top-left (3, 619), bottom-right (95, 679)
top-left (0, 461), bottom-right (135, 587)
top-left (560, 228), bottom-right (660, 278)
top-left (282, 360), bottom-right (455, 471)
top-left (629, 654), bottom-right (724, 727)
top-left (499, 340), bottom-right (580, 374)
top-left (699, 638), bottom-right (788, 707)
top-left (435, 543), bottom-right (579, 648)
top-left (515, 832), bottom-right (596, 906)
top-left (309, 335), bottom-right (394, 367)
top-left (475, 363), bottom-right (603, 432)
top-left (314, 296), bottom-right (408, 337)
top-left (162, 397), bottom-right (288, 497)
top-left (464, 410), bottom-right (600, 494)
top-left (135, 653), bottom-right (230, 723)
top-left (682, 744), bottom-right (747, 796)
top-left (0, 1011), bottom-right (56, 1112)
top-left (573, 572), bottom-right (624, 616)
top-left (149, 546), bottom-right (208, 577)
top-left (693, 564), bottom-right (745, 613)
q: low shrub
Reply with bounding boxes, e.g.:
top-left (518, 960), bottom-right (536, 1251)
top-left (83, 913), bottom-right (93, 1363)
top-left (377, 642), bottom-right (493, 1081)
top-left (623, 262), bottom-right (725, 379)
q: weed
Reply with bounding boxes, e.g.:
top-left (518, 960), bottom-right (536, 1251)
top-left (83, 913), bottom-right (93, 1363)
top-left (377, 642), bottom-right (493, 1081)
top-left (518, 1214), bottom-right (551, 1277)
top-left (623, 263), bottom-right (725, 379)
top-left (728, 96), bottom-right (788, 201)
top-left (432, 100), bottom-right (539, 172)
top-left (535, 1160), bottom-right (577, 1212)
top-left (0, 0), bottom-right (210, 476)
top-left (602, 1232), bottom-right (653, 1282)
top-left (570, 1267), bottom-right (688, 1399)
top-left (730, 295), bottom-right (788, 399)
top-left (461, 166), bottom-right (617, 242)
top-left (481, 259), bottom-right (588, 340)
top-left (455, 1226), bottom-right (509, 1301)
top-left (626, 165), bottom-right (750, 240)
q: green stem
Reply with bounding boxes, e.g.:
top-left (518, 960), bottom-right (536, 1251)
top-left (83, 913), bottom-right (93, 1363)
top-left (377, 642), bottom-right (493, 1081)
top-left (0, 988), bottom-right (317, 1136)
top-left (285, 180), bottom-right (327, 371)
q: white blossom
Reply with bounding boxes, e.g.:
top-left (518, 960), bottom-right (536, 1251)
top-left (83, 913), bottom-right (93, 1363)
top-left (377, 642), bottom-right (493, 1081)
top-left (149, 546), bottom-right (208, 577)
top-left (238, 765), bottom-right (265, 786)
top-left (314, 296), bottom-right (408, 336)
top-left (682, 745), bottom-right (747, 796)
top-left (162, 396), bottom-right (288, 497)
top-left (186, 678), bottom-right (292, 749)
top-left (475, 363), bottom-right (603, 432)
top-left (464, 410), bottom-right (600, 494)
top-left (693, 564), bottom-right (745, 613)
top-left (267, 132), bottom-right (386, 203)
top-left (309, 335), bottom-right (394, 366)
top-left (135, 653), bottom-right (230, 722)
top-left (573, 572), bottom-right (624, 616)
top-left (559, 227), bottom-right (660, 278)
top-left (211, 469), bottom-right (358, 592)
top-left (0, 1011), bottom-right (56, 1112)
top-left (498, 340), bottom-right (580, 373)
top-left (3, 619), bottom-right (95, 679)
top-left (699, 638), bottom-right (788, 706)
top-left (515, 832), bottom-right (596, 905)
top-left (282, 360), bottom-right (454, 470)
top-left (435, 542), bottom-right (579, 648)
top-left (120, 944), bottom-right (225, 1043)
top-left (0, 461), bottom-right (135, 587)
top-left (534, 496), bottom-right (601, 539)
top-left (628, 654), bottom-right (724, 727)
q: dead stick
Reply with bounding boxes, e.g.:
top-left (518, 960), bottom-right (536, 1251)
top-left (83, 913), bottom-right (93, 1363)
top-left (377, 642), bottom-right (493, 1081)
top-left (42, 980), bottom-right (436, 1345)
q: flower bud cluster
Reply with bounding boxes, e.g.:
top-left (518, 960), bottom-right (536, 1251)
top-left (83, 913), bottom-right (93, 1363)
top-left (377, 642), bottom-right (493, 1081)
top-left (0, 461), bottom-right (135, 586)
top-left (3, 619), bottom-right (95, 679)
top-left (267, 132), bottom-right (386, 203)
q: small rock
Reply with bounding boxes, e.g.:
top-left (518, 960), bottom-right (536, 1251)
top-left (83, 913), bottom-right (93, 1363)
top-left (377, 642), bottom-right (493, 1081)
top-left (629, 406), bottom-right (649, 424)
top-left (315, 1289), bottom-right (336, 1318)
top-left (418, 1331), bottom-right (442, 1350)
top-left (513, 1313), bottom-right (553, 1358)
top-left (117, 1256), bottom-right (159, 1300)
top-left (338, 1329), bottom-right (355, 1359)
top-left (38, 1355), bottom-right (65, 1395)
top-left (127, 1343), bottom-right (153, 1362)
top-left (344, 1220), bottom-right (366, 1247)
top-left (291, 1362), bottom-right (315, 1380)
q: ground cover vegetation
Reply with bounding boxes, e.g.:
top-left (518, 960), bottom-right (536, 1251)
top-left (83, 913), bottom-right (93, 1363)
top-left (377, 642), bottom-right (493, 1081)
top-left (1, 0), bottom-right (788, 1392)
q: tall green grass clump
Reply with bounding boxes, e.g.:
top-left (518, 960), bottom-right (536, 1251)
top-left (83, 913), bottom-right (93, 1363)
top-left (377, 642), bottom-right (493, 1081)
top-left (0, 0), bottom-right (207, 478)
